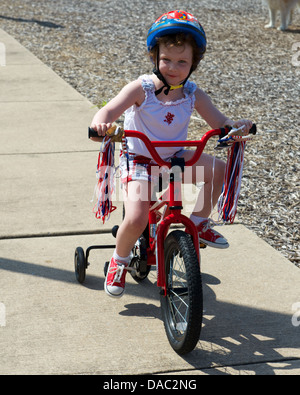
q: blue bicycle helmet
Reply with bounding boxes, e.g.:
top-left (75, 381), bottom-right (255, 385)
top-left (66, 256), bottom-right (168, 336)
top-left (147, 10), bottom-right (206, 95)
top-left (147, 10), bottom-right (206, 59)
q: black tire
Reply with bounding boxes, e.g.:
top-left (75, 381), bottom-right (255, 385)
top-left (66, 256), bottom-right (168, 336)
top-left (74, 247), bottom-right (86, 284)
top-left (160, 230), bottom-right (203, 355)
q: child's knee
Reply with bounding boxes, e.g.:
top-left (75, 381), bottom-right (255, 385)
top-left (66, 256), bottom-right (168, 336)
top-left (124, 212), bottom-right (148, 234)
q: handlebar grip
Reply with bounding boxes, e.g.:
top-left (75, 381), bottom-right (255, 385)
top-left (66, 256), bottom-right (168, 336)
top-left (88, 126), bottom-right (124, 142)
top-left (88, 127), bottom-right (99, 139)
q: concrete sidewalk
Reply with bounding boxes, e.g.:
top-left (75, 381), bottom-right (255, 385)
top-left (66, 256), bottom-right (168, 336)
top-left (0, 28), bottom-right (299, 375)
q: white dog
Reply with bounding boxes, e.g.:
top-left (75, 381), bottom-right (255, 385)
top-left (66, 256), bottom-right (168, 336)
top-left (263, 0), bottom-right (300, 30)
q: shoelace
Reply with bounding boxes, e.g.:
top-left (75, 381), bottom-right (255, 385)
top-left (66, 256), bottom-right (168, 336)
top-left (201, 218), bottom-right (217, 232)
top-left (108, 262), bottom-right (134, 284)
top-left (108, 263), bottom-right (126, 284)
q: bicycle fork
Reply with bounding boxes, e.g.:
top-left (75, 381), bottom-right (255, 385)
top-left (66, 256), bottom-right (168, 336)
top-left (148, 164), bottom-right (200, 296)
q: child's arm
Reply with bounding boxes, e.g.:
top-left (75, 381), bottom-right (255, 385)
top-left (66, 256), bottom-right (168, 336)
top-left (194, 88), bottom-right (252, 133)
top-left (90, 79), bottom-right (145, 142)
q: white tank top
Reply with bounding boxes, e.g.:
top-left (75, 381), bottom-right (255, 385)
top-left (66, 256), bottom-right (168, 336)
top-left (124, 75), bottom-right (197, 159)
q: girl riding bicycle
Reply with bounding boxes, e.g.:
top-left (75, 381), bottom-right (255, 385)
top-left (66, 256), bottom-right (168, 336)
top-left (90, 10), bottom-right (253, 298)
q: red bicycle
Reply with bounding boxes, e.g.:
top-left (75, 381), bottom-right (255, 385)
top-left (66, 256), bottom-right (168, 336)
top-left (75, 125), bottom-right (256, 354)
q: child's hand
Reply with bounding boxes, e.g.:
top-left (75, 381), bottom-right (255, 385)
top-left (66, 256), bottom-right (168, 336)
top-left (233, 119), bottom-right (253, 135)
top-left (90, 122), bottom-right (113, 137)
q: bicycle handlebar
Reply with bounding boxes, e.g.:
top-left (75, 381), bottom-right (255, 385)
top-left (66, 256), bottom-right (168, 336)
top-left (88, 124), bottom-right (256, 168)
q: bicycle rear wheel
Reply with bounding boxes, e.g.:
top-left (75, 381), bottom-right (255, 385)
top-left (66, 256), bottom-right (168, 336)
top-left (160, 230), bottom-right (203, 355)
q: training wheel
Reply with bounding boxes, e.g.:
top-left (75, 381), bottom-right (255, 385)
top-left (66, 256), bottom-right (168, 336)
top-left (74, 247), bottom-right (86, 284)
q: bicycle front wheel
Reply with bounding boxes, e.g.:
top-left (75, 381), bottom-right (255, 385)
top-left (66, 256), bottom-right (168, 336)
top-left (160, 230), bottom-right (203, 355)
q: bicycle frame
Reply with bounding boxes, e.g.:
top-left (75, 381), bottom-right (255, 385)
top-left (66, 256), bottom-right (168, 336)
top-left (124, 128), bottom-right (225, 295)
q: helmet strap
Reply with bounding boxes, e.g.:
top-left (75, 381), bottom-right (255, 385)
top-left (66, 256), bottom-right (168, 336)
top-left (153, 67), bottom-right (172, 96)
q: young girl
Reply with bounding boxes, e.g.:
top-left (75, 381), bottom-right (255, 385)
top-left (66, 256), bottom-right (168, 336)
top-left (90, 10), bottom-right (253, 298)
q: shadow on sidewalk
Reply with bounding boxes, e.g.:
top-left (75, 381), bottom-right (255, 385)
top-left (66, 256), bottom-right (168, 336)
top-left (0, 256), bottom-right (298, 374)
top-left (118, 272), bottom-right (299, 375)
top-left (0, 255), bottom-right (158, 300)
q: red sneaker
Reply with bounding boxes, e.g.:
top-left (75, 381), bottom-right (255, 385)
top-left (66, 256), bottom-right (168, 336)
top-left (196, 219), bottom-right (229, 249)
top-left (105, 257), bottom-right (128, 298)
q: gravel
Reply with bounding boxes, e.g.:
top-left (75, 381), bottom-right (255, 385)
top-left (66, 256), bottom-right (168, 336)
top-left (0, 0), bottom-right (299, 266)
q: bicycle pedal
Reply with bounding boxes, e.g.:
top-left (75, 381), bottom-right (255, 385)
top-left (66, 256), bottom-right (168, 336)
top-left (125, 266), bottom-right (135, 272)
top-left (200, 242), bottom-right (207, 249)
